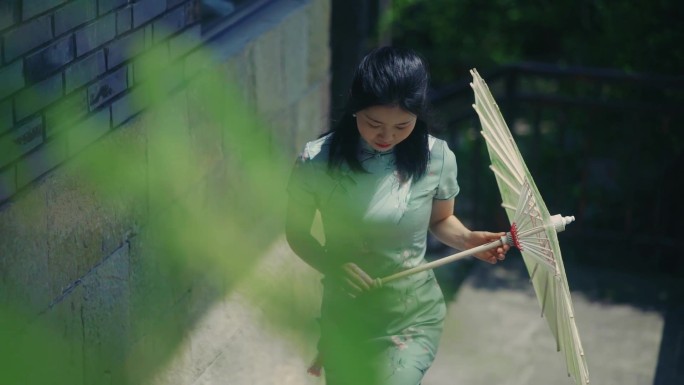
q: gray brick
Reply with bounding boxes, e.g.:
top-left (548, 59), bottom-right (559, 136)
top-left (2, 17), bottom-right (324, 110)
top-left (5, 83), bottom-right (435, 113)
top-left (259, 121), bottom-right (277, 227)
top-left (25, 34), bottom-right (75, 83)
top-left (15, 74), bottom-right (63, 120)
top-left (45, 90), bottom-right (88, 137)
top-left (67, 108), bottom-right (110, 156)
top-left (54, 0), bottom-right (97, 36)
top-left (16, 135), bottom-right (67, 188)
top-left (22, 0), bottom-right (66, 20)
top-left (184, 0), bottom-right (201, 26)
top-left (0, 117), bottom-right (43, 168)
top-left (0, 165), bottom-right (15, 202)
top-left (65, 49), bottom-right (106, 93)
top-left (169, 23), bottom-right (200, 61)
top-left (87, 65), bottom-right (127, 111)
top-left (0, 0), bottom-right (19, 31)
top-left (3, 15), bottom-right (52, 61)
top-left (153, 5), bottom-right (186, 43)
top-left (167, 0), bottom-right (189, 8)
top-left (74, 12), bottom-right (116, 56)
top-left (116, 5), bottom-right (133, 35)
top-left (106, 29), bottom-right (145, 69)
top-left (133, 43), bottom-right (169, 84)
top-left (111, 86), bottom-right (147, 127)
top-left (0, 60), bottom-right (24, 99)
top-left (0, 100), bottom-right (11, 134)
top-left (143, 23), bottom-right (154, 48)
top-left (133, 0), bottom-right (166, 28)
top-left (98, 0), bottom-right (127, 15)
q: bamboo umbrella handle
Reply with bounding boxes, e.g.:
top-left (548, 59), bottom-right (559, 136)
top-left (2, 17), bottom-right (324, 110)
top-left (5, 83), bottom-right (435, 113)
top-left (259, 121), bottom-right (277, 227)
top-left (375, 235), bottom-right (510, 287)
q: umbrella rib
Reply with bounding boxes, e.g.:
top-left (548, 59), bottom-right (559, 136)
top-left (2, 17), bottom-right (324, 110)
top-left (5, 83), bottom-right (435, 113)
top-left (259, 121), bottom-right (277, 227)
top-left (489, 165), bottom-right (521, 197)
top-left (517, 225), bottom-right (546, 239)
top-left (520, 238), bottom-right (553, 256)
top-left (471, 75), bottom-right (518, 152)
top-left (477, 118), bottom-right (526, 183)
top-left (555, 278), bottom-right (562, 352)
top-left (519, 243), bottom-right (556, 270)
top-left (479, 124), bottom-right (525, 184)
top-left (501, 202), bottom-right (516, 211)
top-left (471, 80), bottom-right (526, 179)
top-left (529, 263), bottom-right (539, 281)
top-left (540, 269), bottom-right (548, 318)
top-left (513, 186), bottom-right (535, 231)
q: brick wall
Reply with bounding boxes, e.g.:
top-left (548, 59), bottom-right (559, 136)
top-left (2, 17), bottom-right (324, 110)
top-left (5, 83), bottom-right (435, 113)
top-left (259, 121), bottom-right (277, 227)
top-left (0, 0), bottom-right (330, 383)
top-left (0, 0), bottom-right (203, 203)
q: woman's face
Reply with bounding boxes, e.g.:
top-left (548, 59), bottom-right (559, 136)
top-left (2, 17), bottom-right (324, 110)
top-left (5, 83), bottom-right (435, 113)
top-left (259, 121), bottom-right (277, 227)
top-left (355, 105), bottom-right (417, 152)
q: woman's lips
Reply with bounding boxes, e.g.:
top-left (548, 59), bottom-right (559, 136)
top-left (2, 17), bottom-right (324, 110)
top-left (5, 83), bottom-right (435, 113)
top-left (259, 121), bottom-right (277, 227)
top-left (375, 142), bottom-right (391, 149)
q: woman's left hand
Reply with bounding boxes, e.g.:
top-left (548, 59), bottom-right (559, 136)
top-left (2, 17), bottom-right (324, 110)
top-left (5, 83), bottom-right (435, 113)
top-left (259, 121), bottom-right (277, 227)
top-left (465, 231), bottom-right (510, 264)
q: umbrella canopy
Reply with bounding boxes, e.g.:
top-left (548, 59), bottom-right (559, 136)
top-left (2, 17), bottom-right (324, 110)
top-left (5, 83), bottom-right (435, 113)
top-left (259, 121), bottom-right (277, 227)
top-left (470, 68), bottom-right (589, 385)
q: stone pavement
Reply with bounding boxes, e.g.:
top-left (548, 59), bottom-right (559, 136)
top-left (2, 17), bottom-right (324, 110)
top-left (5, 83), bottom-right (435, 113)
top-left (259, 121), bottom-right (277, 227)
top-left (423, 251), bottom-right (684, 385)
top-left (162, 240), bottom-right (682, 385)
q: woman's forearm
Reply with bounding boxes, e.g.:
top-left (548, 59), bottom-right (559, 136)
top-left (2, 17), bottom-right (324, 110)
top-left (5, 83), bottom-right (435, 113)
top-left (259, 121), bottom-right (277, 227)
top-left (429, 214), bottom-right (472, 251)
top-left (285, 201), bottom-right (334, 275)
top-left (285, 229), bottom-right (331, 274)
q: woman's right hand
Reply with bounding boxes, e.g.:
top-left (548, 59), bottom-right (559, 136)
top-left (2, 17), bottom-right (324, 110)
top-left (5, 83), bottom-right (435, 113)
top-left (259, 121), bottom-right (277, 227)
top-left (334, 263), bottom-right (375, 298)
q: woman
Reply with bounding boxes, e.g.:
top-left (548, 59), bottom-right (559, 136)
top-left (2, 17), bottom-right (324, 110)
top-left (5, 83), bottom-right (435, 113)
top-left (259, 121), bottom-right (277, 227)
top-left (286, 47), bottom-right (508, 385)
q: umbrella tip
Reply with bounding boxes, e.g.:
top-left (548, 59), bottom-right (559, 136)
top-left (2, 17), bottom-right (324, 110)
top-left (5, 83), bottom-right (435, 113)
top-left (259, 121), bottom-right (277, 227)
top-left (550, 214), bottom-right (575, 233)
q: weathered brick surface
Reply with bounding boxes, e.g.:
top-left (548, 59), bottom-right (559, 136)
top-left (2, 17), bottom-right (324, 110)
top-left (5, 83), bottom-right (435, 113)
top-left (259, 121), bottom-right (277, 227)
top-left (67, 107), bottom-right (110, 156)
top-left (0, 100), bottom-right (12, 134)
top-left (98, 0), bottom-right (128, 15)
top-left (40, 286), bottom-right (86, 384)
top-left (75, 12), bottom-right (117, 57)
top-left (15, 73), bottom-right (63, 120)
top-left (87, 65), bottom-right (128, 111)
top-left (253, 29), bottom-right (285, 115)
top-left (0, 181), bottom-right (51, 312)
top-left (16, 135), bottom-right (68, 188)
top-left (65, 49), bottom-right (106, 93)
top-left (153, 5), bottom-right (186, 43)
top-left (169, 24), bottom-right (201, 61)
top-left (0, 117), bottom-right (43, 168)
top-left (307, 0), bottom-right (331, 84)
top-left (45, 90), bottom-right (89, 137)
top-left (116, 5), bottom-right (133, 35)
top-left (54, 0), bottom-right (98, 36)
top-left (3, 15), bottom-right (52, 61)
top-left (106, 29), bottom-right (146, 68)
top-left (81, 243), bottom-right (130, 385)
top-left (133, 43), bottom-right (169, 84)
top-left (111, 84), bottom-right (146, 127)
top-left (22, 0), bottom-right (66, 20)
top-left (25, 34), bottom-right (75, 83)
top-left (281, 11), bottom-right (308, 105)
top-left (0, 60), bottom-right (24, 99)
top-left (0, 0), bottom-right (18, 31)
top-left (0, 166), bottom-right (15, 202)
top-left (133, 0), bottom-right (167, 28)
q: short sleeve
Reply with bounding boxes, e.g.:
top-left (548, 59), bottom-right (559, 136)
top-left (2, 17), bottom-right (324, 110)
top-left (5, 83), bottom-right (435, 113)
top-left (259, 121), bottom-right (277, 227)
top-left (434, 140), bottom-right (460, 200)
top-left (286, 144), bottom-right (318, 207)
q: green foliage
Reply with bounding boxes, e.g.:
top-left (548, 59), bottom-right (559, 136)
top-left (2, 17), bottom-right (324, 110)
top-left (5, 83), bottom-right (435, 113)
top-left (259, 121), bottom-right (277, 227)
top-left (387, 0), bottom-right (684, 84)
top-left (0, 31), bottom-right (322, 384)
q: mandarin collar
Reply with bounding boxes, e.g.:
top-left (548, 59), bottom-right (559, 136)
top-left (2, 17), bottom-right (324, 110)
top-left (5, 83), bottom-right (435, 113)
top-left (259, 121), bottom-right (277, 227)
top-left (358, 139), bottom-right (394, 158)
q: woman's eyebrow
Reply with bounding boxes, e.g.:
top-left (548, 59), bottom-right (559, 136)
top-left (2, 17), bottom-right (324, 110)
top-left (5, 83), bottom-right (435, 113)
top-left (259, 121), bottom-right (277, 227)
top-left (362, 113), bottom-right (383, 123)
top-left (363, 113), bottom-right (414, 125)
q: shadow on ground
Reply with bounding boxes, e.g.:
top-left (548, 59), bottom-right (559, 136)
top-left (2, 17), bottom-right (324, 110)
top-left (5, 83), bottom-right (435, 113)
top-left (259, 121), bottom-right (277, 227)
top-left (427, 244), bottom-right (684, 385)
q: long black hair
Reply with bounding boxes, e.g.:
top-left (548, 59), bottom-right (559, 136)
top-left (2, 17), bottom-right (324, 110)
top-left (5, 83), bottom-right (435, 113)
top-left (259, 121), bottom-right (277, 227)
top-left (327, 46), bottom-right (431, 181)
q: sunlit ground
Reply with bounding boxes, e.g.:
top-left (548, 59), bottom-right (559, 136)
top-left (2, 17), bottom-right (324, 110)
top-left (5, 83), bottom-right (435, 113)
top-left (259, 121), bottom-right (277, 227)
top-left (423, 255), bottom-right (664, 385)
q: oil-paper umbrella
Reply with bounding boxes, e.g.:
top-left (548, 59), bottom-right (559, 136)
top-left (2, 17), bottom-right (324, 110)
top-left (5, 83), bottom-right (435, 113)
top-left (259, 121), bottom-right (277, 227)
top-left (376, 69), bottom-right (589, 385)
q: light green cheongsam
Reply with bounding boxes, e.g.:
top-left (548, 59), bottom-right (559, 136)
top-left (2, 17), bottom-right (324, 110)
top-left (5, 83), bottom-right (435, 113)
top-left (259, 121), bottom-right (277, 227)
top-left (288, 133), bottom-right (460, 385)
